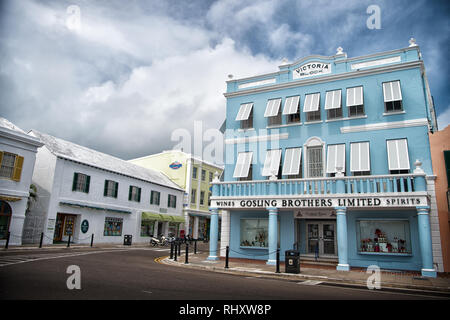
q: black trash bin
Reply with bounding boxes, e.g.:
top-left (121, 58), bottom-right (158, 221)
top-left (285, 250), bottom-right (300, 274)
top-left (124, 234), bottom-right (132, 246)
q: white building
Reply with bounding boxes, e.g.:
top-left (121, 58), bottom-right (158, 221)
top-left (0, 118), bottom-right (43, 246)
top-left (26, 130), bottom-right (184, 245)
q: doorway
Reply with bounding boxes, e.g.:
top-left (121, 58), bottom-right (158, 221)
top-left (54, 213), bottom-right (76, 242)
top-left (305, 221), bottom-right (337, 256)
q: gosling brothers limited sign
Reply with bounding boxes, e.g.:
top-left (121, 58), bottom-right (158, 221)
top-left (212, 195), bottom-right (428, 209)
top-left (293, 61), bottom-right (331, 79)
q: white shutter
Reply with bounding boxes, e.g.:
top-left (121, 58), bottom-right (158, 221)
top-left (264, 99), bottom-right (282, 117)
top-left (262, 149), bottom-right (282, 177)
top-left (325, 90), bottom-right (342, 110)
top-left (233, 152), bottom-right (253, 178)
top-left (235, 103), bottom-right (254, 121)
top-left (282, 96), bottom-right (300, 115)
top-left (346, 86), bottom-right (363, 107)
top-left (387, 139), bottom-right (410, 170)
top-left (326, 144), bottom-right (346, 173)
top-left (303, 93), bottom-right (320, 112)
top-left (350, 142), bottom-right (370, 172)
top-left (383, 81), bottom-right (402, 102)
top-left (282, 148), bottom-right (302, 175)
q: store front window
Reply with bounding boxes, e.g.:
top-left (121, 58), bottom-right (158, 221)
top-left (168, 222), bottom-right (179, 237)
top-left (240, 219), bottom-right (268, 248)
top-left (140, 220), bottom-right (155, 237)
top-left (104, 217), bottom-right (123, 236)
top-left (357, 220), bottom-right (412, 254)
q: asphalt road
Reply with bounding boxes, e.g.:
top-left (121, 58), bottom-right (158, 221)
top-left (0, 247), bottom-right (447, 301)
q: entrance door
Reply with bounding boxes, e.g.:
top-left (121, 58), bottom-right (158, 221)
top-left (306, 221), bottom-right (336, 256)
top-left (54, 214), bottom-right (76, 242)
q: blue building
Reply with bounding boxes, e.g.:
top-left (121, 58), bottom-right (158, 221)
top-left (208, 39), bottom-right (443, 277)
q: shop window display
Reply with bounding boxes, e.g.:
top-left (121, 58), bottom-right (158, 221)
top-left (240, 219), bottom-right (268, 248)
top-left (357, 220), bottom-right (411, 254)
top-left (104, 217), bottom-right (123, 236)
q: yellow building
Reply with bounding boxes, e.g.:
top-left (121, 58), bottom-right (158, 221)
top-left (129, 150), bottom-right (223, 239)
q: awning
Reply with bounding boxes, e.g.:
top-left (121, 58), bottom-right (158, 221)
top-left (327, 144), bottom-right (346, 174)
top-left (387, 139), bottom-right (410, 170)
top-left (350, 142), bottom-right (370, 172)
top-left (282, 147), bottom-right (302, 176)
top-left (346, 86), bottom-right (364, 107)
top-left (60, 201), bottom-right (131, 214)
top-left (141, 212), bottom-right (185, 223)
top-left (282, 96), bottom-right (300, 115)
top-left (233, 152), bottom-right (253, 178)
top-left (325, 90), bottom-right (342, 110)
top-left (262, 149), bottom-right (282, 177)
top-left (383, 81), bottom-right (402, 102)
top-left (235, 103), bottom-right (254, 121)
top-left (303, 93), bottom-right (320, 112)
top-left (264, 98), bottom-right (281, 117)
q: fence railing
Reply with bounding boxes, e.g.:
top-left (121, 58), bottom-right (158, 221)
top-left (212, 174), bottom-right (420, 197)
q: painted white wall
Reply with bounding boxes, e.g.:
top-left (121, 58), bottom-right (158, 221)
top-left (30, 150), bottom-right (184, 245)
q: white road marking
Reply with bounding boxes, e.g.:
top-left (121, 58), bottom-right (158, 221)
top-left (297, 280), bottom-right (323, 285)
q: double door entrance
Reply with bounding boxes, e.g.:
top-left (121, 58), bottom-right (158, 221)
top-left (305, 221), bottom-right (337, 256)
top-left (54, 213), bottom-right (76, 242)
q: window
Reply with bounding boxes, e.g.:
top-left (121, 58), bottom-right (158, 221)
top-left (209, 172), bottom-right (213, 182)
top-left (128, 185), bottom-right (141, 202)
top-left (264, 98), bottom-right (282, 126)
top-left (347, 86), bottom-right (365, 117)
top-left (325, 90), bottom-right (343, 120)
top-left (208, 191), bottom-right (212, 206)
top-left (141, 220), bottom-right (155, 237)
top-left (236, 103), bottom-right (253, 129)
top-left (0, 201), bottom-right (12, 240)
top-left (191, 189), bottom-right (196, 204)
top-left (233, 152), bottom-right (253, 180)
top-left (104, 217), bottom-right (123, 236)
top-left (168, 194), bottom-right (177, 208)
top-left (283, 96), bottom-right (300, 123)
top-left (357, 220), bottom-right (412, 254)
top-left (262, 149), bottom-right (282, 178)
top-left (383, 81), bottom-right (403, 112)
top-left (350, 142), bottom-right (371, 175)
top-left (307, 147), bottom-right (323, 177)
top-left (201, 169), bottom-right (206, 181)
top-left (72, 172), bottom-right (90, 193)
top-left (104, 180), bottom-right (118, 198)
top-left (240, 219), bottom-right (268, 248)
top-left (304, 93), bottom-right (321, 122)
top-left (192, 167), bottom-right (197, 179)
top-left (444, 150), bottom-right (450, 188)
top-left (0, 152), bottom-right (23, 181)
top-left (282, 148), bottom-right (302, 178)
top-left (200, 191), bottom-right (205, 205)
top-left (150, 190), bottom-right (160, 205)
top-left (326, 144), bottom-right (346, 175)
top-left (386, 139), bottom-right (410, 173)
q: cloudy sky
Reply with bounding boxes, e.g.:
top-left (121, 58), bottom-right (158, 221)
top-left (0, 0), bottom-right (448, 162)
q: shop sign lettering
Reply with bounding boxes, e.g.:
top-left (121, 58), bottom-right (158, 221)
top-left (212, 196), bottom-right (425, 209)
top-left (293, 62), bottom-right (331, 79)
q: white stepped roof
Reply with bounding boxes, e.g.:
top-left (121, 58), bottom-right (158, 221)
top-left (30, 130), bottom-right (183, 191)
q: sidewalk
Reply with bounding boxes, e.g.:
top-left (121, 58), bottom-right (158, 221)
top-left (162, 245), bottom-right (450, 296)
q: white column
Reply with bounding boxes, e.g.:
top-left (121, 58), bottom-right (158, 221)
top-left (193, 216), bottom-right (199, 239)
top-left (220, 210), bottom-right (230, 257)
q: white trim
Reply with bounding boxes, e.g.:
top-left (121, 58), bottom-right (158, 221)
top-left (238, 78), bottom-right (276, 89)
top-left (225, 60), bottom-right (423, 98)
top-left (351, 56), bottom-right (401, 70)
top-left (382, 111), bottom-right (406, 116)
top-left (225, 133), bottom-right (289, 145)
top-left (340, 118), bottom-right (428, 133)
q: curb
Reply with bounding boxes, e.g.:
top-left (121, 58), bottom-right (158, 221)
top-left (160, 256), bottom-right (450, 297)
